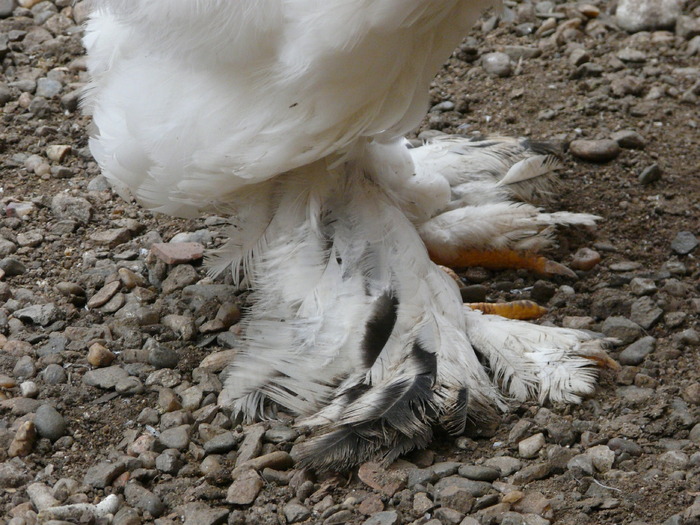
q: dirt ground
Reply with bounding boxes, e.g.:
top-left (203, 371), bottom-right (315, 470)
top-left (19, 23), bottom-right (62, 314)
top-left (0, 1), bottom-right (699, 524)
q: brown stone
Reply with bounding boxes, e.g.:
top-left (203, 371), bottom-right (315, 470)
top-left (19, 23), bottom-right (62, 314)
top-left (569, 139), bottom-right (621, 162)
top-left (87, 343), bottom-right (116, 367)
top-left (90, 228), bottom-right (132, 248)
top-left (359, 494), bottom-right (385, 515)
top-left (151, 242), bottom-right (204, 264)
top-left (8, 421), bottom-right (36, 457)
top-left (570, 248), bottom-right (601, 271)
top-left (358, 462), bottom-right (408, 497)
top-left (199, 350), bottom-right (238, 372)
top-left (226, 470), bottom-right (263, 505)
top-left (87, 281), bottom-right (121, 309)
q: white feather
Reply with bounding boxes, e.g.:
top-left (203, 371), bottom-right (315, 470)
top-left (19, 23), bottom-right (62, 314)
top-left (496, 154), bottom-right (561, 187)
top-left (464, 309), bottom-right (602, 403)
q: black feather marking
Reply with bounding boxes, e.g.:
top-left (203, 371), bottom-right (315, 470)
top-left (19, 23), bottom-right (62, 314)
top-left (382, 376), bottom-right (436, 431)
top-left (361, 291), bottom-right (398, 368)
top-left (443, 387), bottom-right (470, 435)
top-left (464, 139), bottom-right (500, 149)
top-left (520, 138), bottom-right (560, 156)
top-left (411, 341), bottom-right (438, 380)
top-left (297, 417), bottom-right (435, 471)
top-left (296, 426), bottom-right (383, 471)
top-left (343, 382), bottom-right (371, 404)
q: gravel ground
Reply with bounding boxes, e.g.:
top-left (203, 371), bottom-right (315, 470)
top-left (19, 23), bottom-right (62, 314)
top-left (1, 1), bottom-right (699, 524)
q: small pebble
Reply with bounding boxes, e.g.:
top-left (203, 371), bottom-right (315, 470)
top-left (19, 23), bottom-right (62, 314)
top-left (671, 231), bottom-right (698, 255)
top-left (481, 52), bottom-right (513, 77)
top-left (638, 163), bottom-right (662, 185)
top-left (570, 248), bottom-right (601, 271)
top-left (34, 404), bottom-right (67, 441)
top-left (569, 139), bottom-right (621, 162)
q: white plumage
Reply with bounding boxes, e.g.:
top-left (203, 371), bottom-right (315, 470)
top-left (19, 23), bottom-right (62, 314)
top-left (84, 0), bottom-right (611, 470)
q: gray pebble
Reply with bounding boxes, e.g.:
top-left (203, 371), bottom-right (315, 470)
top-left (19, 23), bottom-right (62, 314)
top-left (457, 465), bottom-right (500, 482)
top-left (20, 381), bottom-right (39, 398)
top-left (482, 52), bottom-right (512, 77)
top-left (284, 502), bottom-right (312, 523)
top-left (226, 470), bottom-right (263, 505)
top-left (616, 0), bottom-right (683, 33)
top-left (617, 386), bottom-right (655, 405)
top-left (610, 129), bottom-right (646, 149)
top-left (618, 336), bottom-right (656, 365)
top-left (428, 461), bottom-right (461, 477)
top-left (84, 459), bottom-right (127, 489)
top-left (571, 62), bottom-right (603, 79)
top-left (0, 258), bottom-right (26, 276)
top-left (660, 450), bottom-right (689, 470)
top-left (147, 341), bottom-right (179, 369)
top-left (601, 316), bottom-right (643, 344)
top-left (124, 482), bottom-right (165, 517)
top-left (146, 368), bottom-right (182, 388)
top-left (675, 328), bottom-right (700, 347)
top-left (690, 425), bottom-right (700, 444)
top-left (439, 485), bottom-right (475, 514)
top-left (42, 363), bottom-right (67, 384)
top-left (204, 431), bottom-right (239, 454)
top-left (638, 163), bottom-right (662, 185)
top-left (158, 425), bottom-right (191, 451)
top-left (0, 0), bottom-right (15, 19)
top-left (587, 445), bottom-right (615, 473)
top-left (483, 456), bottom-right (522, 477)
top-left (34, 404), bottom-right (67, 441)
top-left (36, 334), bottom-right (68, 357)
top-left (115, 376), bottom-right (145, 395)
top-left (180, 385), bottom-right (203, 410)
top-left (51, 194), bottom-right (92, 224)
top-left (155, 449), bottom-right (183, 474)
top-left (162, 264), bottom-right (199, 294)
top-left (671, 231), bottom-right (698, 255)
top-left (518, 432), bottom-right (546, 459)
top-left (0, 238), bottom-right (16, 257)
top-left (14, 303), bottom-right (58, 326)
top-left (629, 277), bottom-right (657, 296)
top-left (90, 227), bottom-right (132, 248)
top-left (176, 502), bottom-right (228, 525)
top-left (87, 174), bottom-right (112, 192)
top-left (408, 467), bottom-right (439, 488)
top-left (434, 506), bottom-right (465, 523)
top-left (35, 77), bottom-right (62, 98)
top-left (13, 356), bottom-right (37, 379)
top-left (235, 424), bottom-right (266, 466)
top-left (607, 437), bottom-right (642, 456)
top-left (630, 296), bottom-right (663, 329)
top-left (83, 365), bottom-right (129, 389)
top-left (265, 425), bottom-right (299, 444)
top-left (433, 476), bottom-right (492, 498)
top-left (0, 461), bottom-right (32, 489)
top-left (511, 463), bottom-right (551, 485)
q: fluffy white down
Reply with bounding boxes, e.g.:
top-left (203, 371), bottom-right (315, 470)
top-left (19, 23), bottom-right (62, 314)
top-left (84, 0), bottom-right (495, 216)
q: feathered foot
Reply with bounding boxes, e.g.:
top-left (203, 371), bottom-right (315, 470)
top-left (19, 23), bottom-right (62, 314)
top-left (463, 308), bottom-right (616, 404)
top-left (465, 300), bottom-right (548, 320)
top-left (428, 247), bottom-right (577, 278)
top-left (408, 135), bottom-right (599, 277)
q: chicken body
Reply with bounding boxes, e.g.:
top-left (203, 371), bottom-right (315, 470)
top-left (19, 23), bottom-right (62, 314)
top-left (84, 1), bottom-right (606, 469)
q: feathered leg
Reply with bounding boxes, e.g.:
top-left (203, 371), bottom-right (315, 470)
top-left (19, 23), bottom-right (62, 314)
top-left (216, 141), bottom-right (607, 471)
top-left (463, 308), bottom-right (617, 404)
top-left (406, 135), bottom-right (599, 282)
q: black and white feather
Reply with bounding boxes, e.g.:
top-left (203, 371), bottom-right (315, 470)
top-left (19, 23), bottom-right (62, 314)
top-left (83, 0), bottom-right (610, 470)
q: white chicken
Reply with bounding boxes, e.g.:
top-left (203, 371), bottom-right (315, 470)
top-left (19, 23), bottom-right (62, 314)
top-left (83, 0), bottom-right (611, 470)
